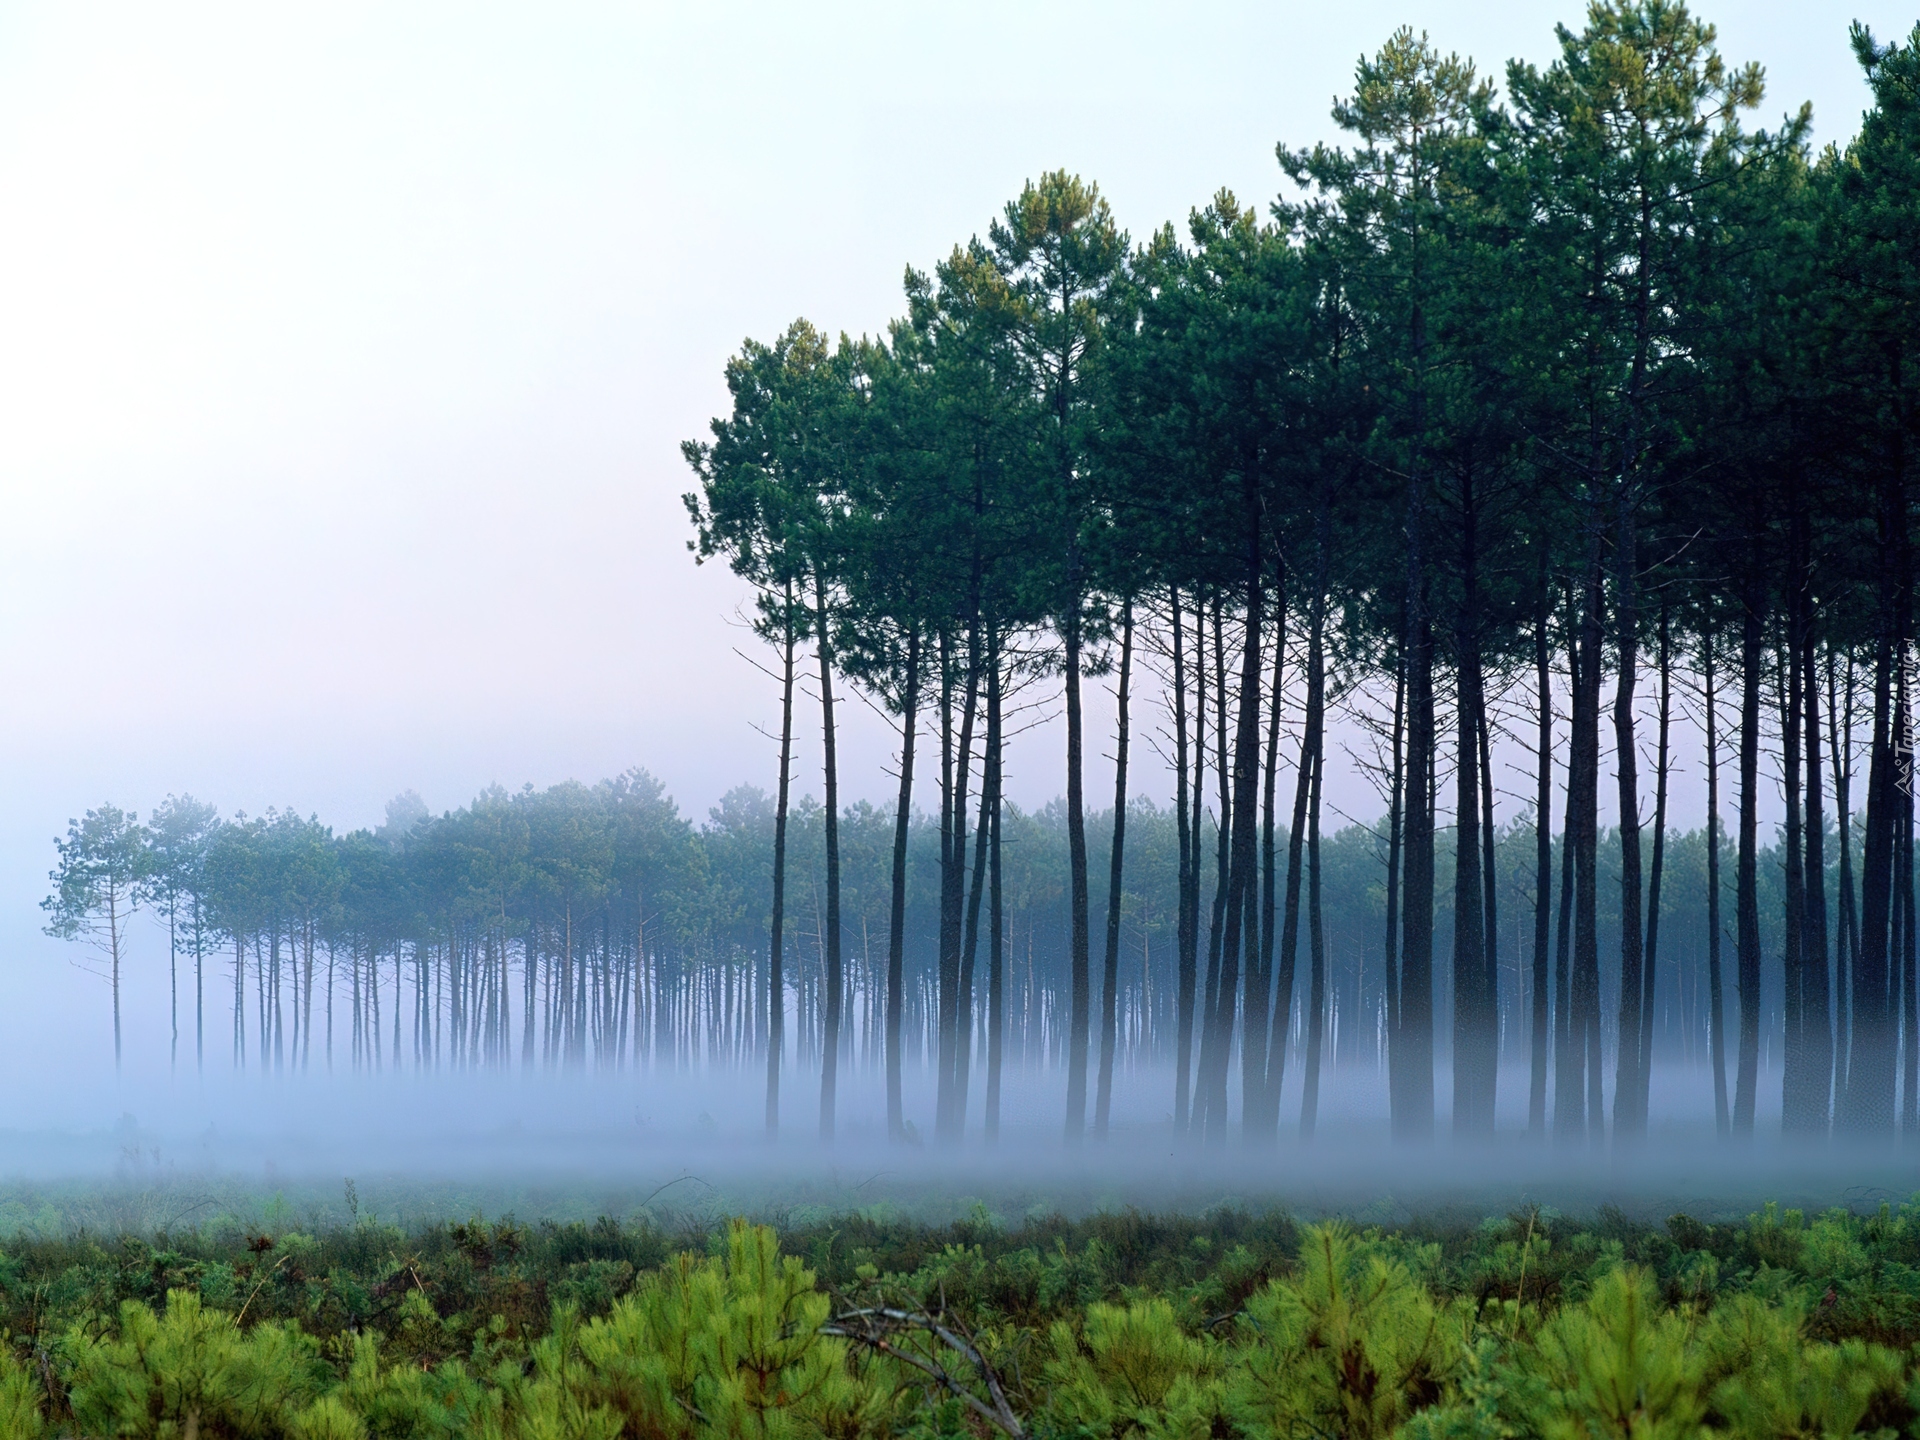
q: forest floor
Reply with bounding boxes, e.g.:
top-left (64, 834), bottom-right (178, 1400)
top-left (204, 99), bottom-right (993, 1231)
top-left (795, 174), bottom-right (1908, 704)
top-left (0, 1128), bottom-right (1910, 1237)
top-left (1, 1179), bottom-right (1919, 1437)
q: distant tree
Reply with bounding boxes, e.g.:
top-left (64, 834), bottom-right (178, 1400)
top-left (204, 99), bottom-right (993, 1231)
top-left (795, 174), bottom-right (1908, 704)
top-left (143, 795), bottom-right (218, 1073)
top-left (43, 804), bottom-right (149, 1072)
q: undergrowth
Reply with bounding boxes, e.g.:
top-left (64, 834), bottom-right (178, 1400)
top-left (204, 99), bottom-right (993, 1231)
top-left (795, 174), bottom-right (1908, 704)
top-left (0, 1199), bottom-right (1915, 1435)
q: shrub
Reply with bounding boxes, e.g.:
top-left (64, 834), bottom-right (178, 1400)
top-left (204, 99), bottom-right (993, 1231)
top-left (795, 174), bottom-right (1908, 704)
top-left (1229, 1222), bottom-right (1461, 1440)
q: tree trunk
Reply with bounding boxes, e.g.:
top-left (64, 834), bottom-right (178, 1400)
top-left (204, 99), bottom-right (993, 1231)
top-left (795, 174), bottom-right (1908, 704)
top-left (885, 626), bottom-right (919, 1142)
top-left (1611, 502), bottom-right (1644, 1142)
top-left (1705, 630), bottom-right (1730, 1137)
top-left (1529, 566), bottom-right (1553, 1139)
top-left (985, 650), bottom-right (1006, 1143)
top-left (1063, 584), bottom-right (1092, 1144)
top-left (1451, 476), bottom-right (1490, 1137)
top-left (1397, 540), bottom-right (1435, 1141)
top-left (1564, 542), bottom-right (1605, 1145)
top-left (956, 633), bottom-right (996, 1133)
top-left (169, 905), bottom-right (178, 1074)
top-left (937, 617), bottom-right (983, 1143)
top-left (1301, 727), bottom-right (1329, 1137)
top-left (1195, 600), bottom-right (1231, 1137)
top-left (1479, 694), bottom-right (1499, 1121)
top-left (1802, 617), bottom-right (1832, 1133)
top-left (109, 887), bottom-right (124, 1074)
top-left (1901, 748), bottom-right (1916, 1137)
top-left (1782, 628), bottom-right (1810, 1131)
top-left (1831, 649), bottom-right (1857, 1100)
top-left (1248, 573), bottom-right (1286, 1139)
top-left (1202, 545), bottom-right (1263, 1142)
top-left (1840, 462), bottom-right (1907, 1137)
top-left (1267, 586), bottom-right (1319, 1135)
top-left (1095, 602), bottom-right (1134, 1137)
top-left (1734, 578), bottom-right (1764, 1137)
top-left (195, 901), bottom-right (204, 1075)
top-left (1295, 536), bottom-right (1329, 1137)
top-left (1383, 643), bottom-right (1406, 1129)
top-left (1637, 605), bottom-right (1671, 1128)
top-left (1171, 585), bottom-right (1200, 1136)
top-left (814, 570), bottom-right (843, 1143)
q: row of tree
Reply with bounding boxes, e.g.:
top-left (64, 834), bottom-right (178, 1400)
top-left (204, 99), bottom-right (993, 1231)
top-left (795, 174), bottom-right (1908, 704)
top-left (680, 3), bottom-right (1920, 1145)
top-left (43, 773), bottom-right (1803, 1115)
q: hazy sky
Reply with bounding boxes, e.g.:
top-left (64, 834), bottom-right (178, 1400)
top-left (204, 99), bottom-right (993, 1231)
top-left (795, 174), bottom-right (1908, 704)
top-left (0, 1), bottom-right (1903, 1075)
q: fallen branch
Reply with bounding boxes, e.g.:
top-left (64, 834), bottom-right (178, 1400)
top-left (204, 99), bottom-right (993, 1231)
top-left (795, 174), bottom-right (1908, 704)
top-left (823, 1305), bottom-right (1024, 1439)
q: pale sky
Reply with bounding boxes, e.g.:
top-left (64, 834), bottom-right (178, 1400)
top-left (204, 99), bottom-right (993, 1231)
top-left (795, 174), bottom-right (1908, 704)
top-left (0, 0), bottom-right (1901, 1078)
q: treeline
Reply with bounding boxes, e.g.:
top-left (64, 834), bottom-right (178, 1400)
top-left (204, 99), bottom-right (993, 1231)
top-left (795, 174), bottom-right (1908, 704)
top-left (679, 4), bottom-right (1920, 1147)
top-left (45, 770), bottom-right (1801, 1117)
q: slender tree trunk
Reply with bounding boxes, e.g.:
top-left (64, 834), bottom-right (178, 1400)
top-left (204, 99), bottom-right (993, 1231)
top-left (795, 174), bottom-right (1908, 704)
top-left (1397, 559), bottom-right (1435, 1141)
top-left (985, 651), bottom-right (1006, 1143)
top-left (767, 591), bottom-right (796, 1140)
top-left (1203, 538), bottom-right (1263, 1142)
top-left (1095, 602), bottom-right (1134, 1137)
top-left (1479, 694), bottom-right (1499, 1121)
top-left (1195, 599), bottom-right (1231, 1136)
top-left (1384, 643), bottom-right (1405, 1127)
top-left (1802, 616), bottom-right (1833, 1133)
top-left (1186, 590), bottom-right (1210, 1131)
top-left (935, 630), bottom-right (955, 1100)
top-left (169, 905), bottom-right (178, 1074)
top-left (1637, 605), bottom-right (1671, 1128)
top-left (1896, 756), bottom-right (1912, 1136)
top-left (937, 619), bottom-right (983, 1142)
top-left (1063, 580), bottom-right (1092, 1144)
top-left (1612, 507), bottom-right (1644, 1142)
top-left (1704, 631), bottom-right (1730, 1136)
top-left (1451, 482), bottom-right (1490, 1137)
top-left (1301, 727), bottom-right (1328, 1137)
top-left (1294, 542), bottom-right (1329, 1137)
top-left (234, 935), bottom-right (245, 1071)
top-left (1832, 649), bottom-right (1857, 1099)
top-left (109, 889), bottom-right (124, 1075)
top-left (1171, 586), bottom-right (1199, 1135)
top-left (195, 901), bottom-right (204, 1076)
top-left (814, 571), bottom-right (843, 1143)
top-left (1573, 539), bottom-right (1607, 1144)
top-left (1250, 574), bottom-right (1286, 1138)
top-left (1530, 568), bottom-right (1553, 1139)
top-left (885, 626), bottom-right (919, 1143)
top-left (1735, 579), bottom-right (1764, 1137)
top-left (1782, 631), bottom-right (1809, 1132)
top-left (1553, 584), bottom-right (1579, 1139)
top-left (956, 629), bottom-right (996, 1131)
top-left (1841, 467), bottom-right (1906, 1136)
top-left (1267, 593), bottom-right (1318, 1133)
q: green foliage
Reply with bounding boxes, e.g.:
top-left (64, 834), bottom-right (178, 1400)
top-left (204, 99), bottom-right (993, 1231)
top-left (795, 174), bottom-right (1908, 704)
top-left (2, 1204), bottom-right (1920, 1437)
top-left (1230, 1223), bottom-right (1459, 1440)
top-left (63, 1290), bottom-right (331, 1438)
top-left (0, 1348), bottom-right (42, 1440)
top-left (1524, 1267), bottom-right (1703, 1440)
top-left (544, 1220), bottom-right (870, 1440)
top-left (1044, 1298), bottom-right (1224, 1440)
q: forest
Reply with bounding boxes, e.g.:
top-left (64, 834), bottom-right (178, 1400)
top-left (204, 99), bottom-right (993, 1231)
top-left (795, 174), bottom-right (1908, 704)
top-left (45, 4), bottom-right (1920, 1154)
top-left (45, 778), bottom-right (1794, 1130)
